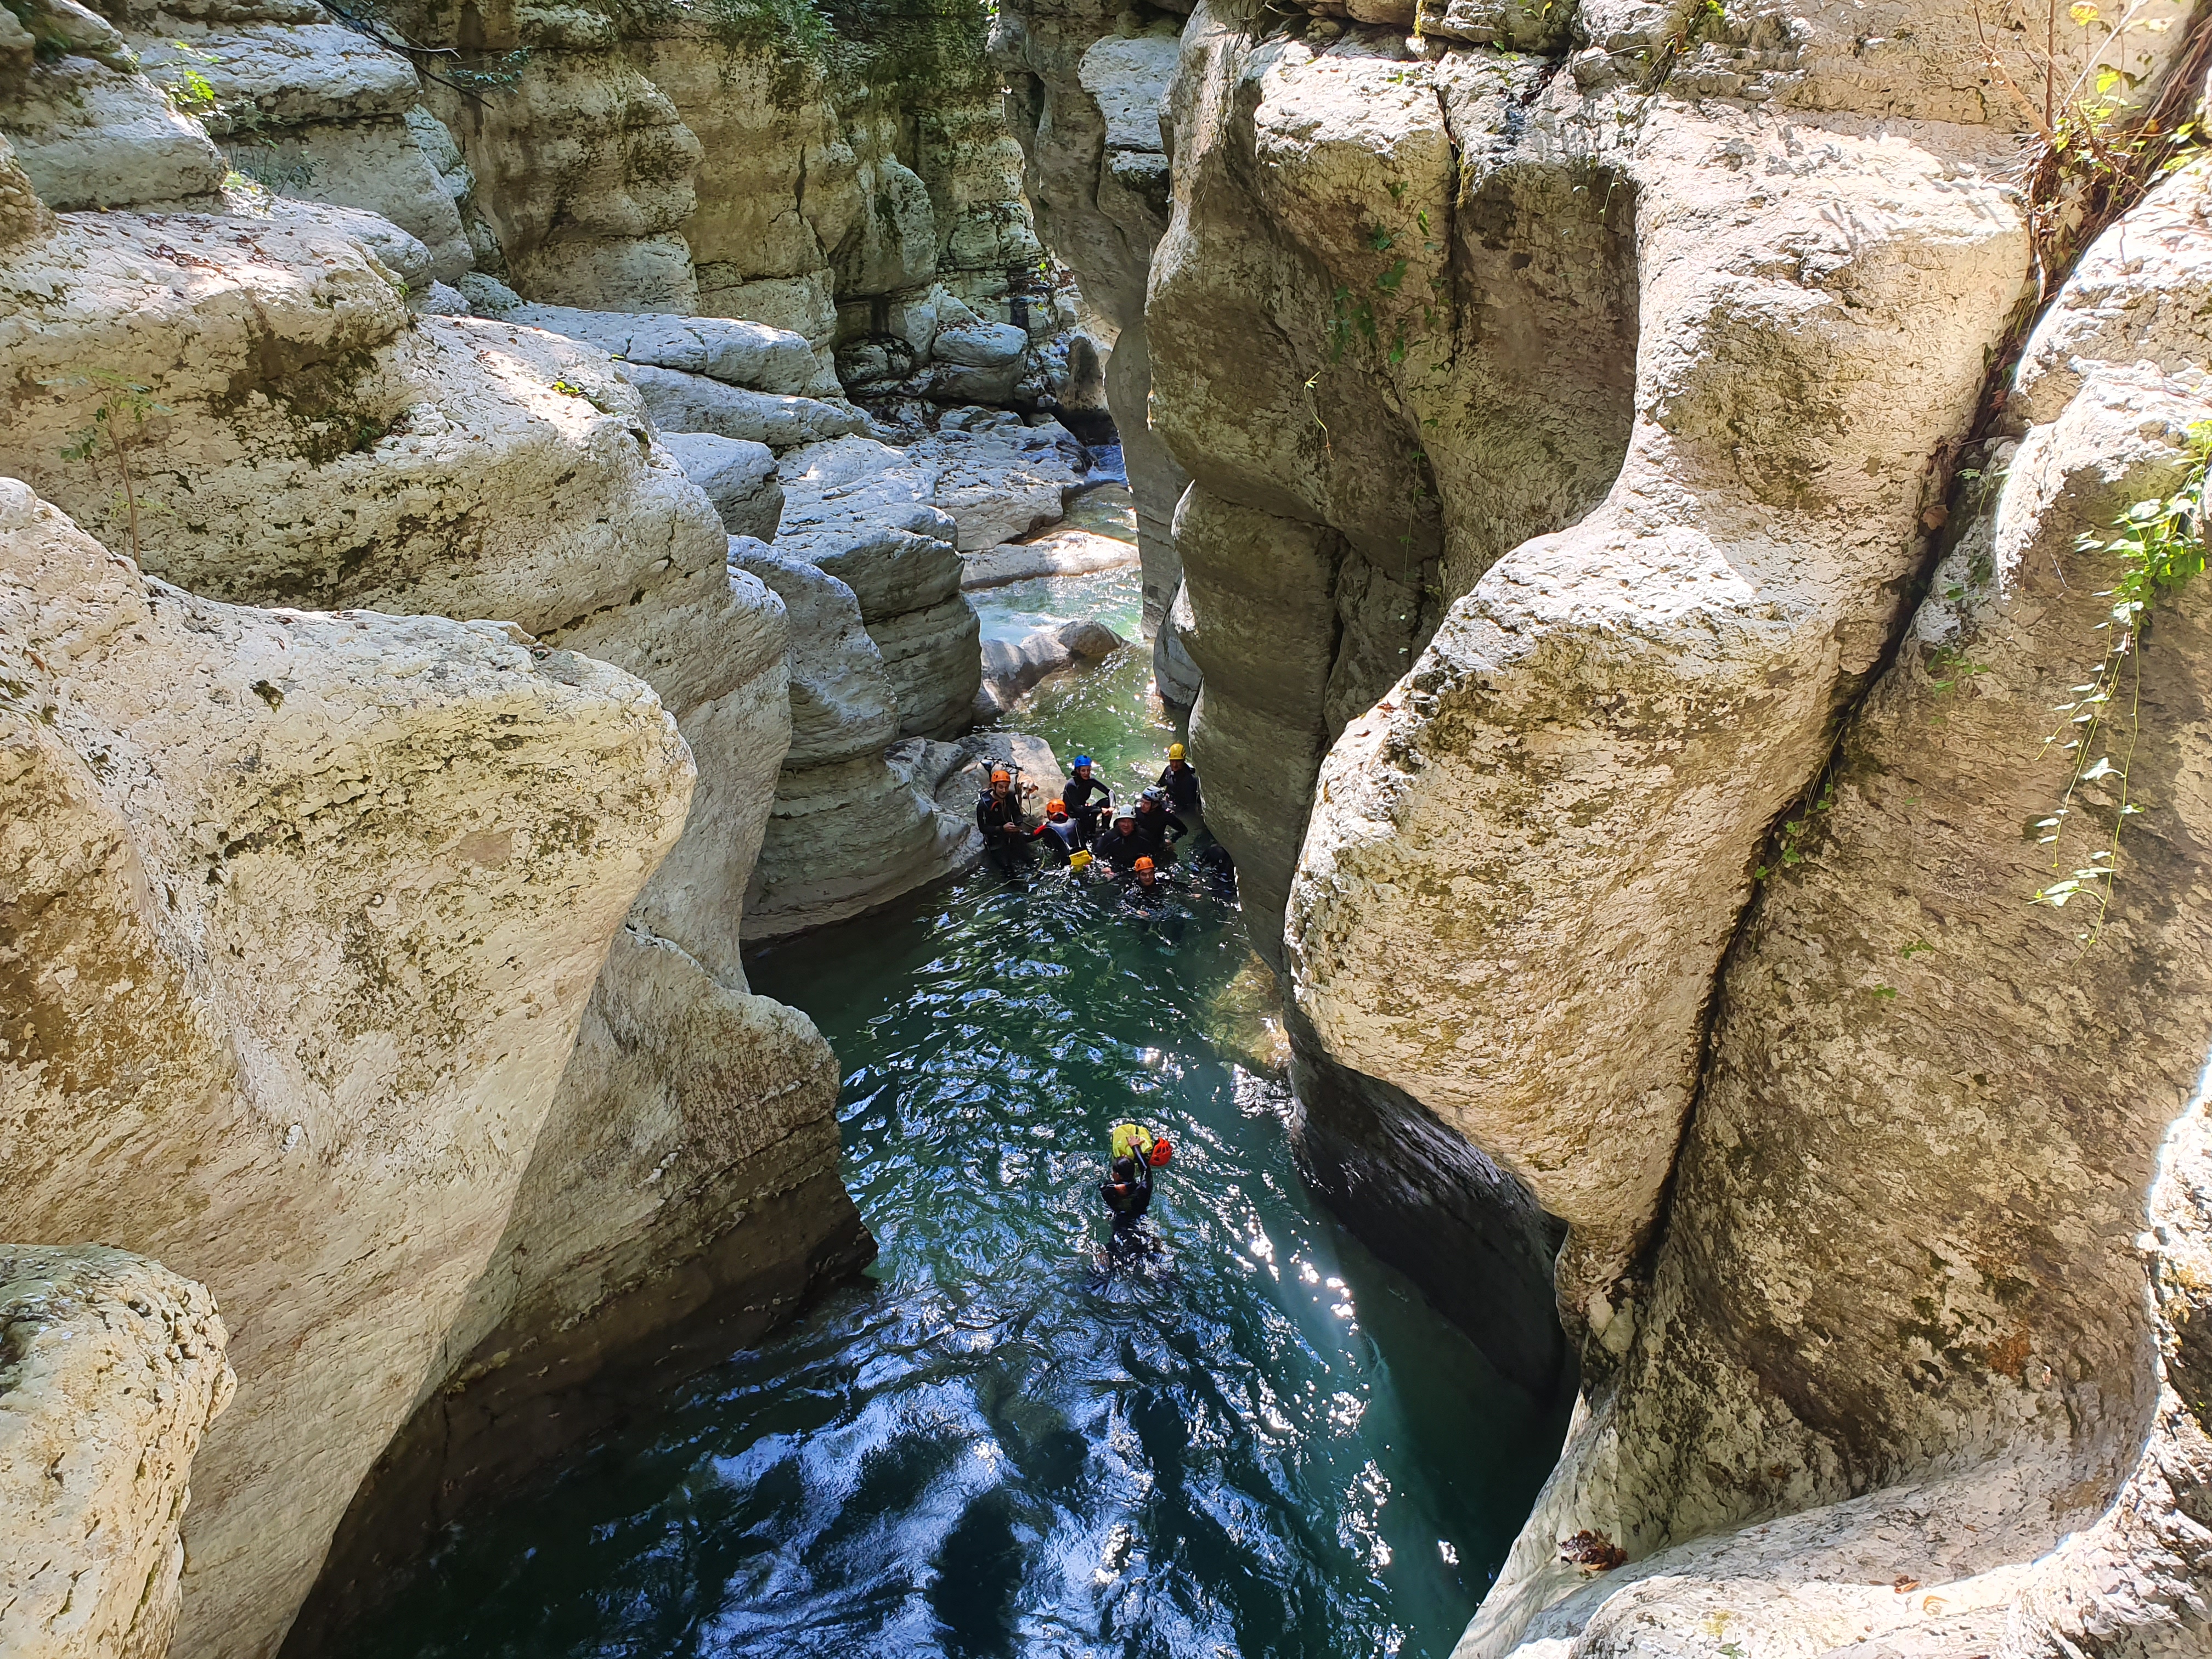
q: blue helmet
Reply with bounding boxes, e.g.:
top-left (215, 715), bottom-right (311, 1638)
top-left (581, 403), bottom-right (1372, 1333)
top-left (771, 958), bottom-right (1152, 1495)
top-left (1074, 755), bottom-right (1093, 769)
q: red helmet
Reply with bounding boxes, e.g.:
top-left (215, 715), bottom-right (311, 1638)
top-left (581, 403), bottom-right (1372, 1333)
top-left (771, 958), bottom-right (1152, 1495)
top-left (1149, 1138), bottom-right (1172, 1166)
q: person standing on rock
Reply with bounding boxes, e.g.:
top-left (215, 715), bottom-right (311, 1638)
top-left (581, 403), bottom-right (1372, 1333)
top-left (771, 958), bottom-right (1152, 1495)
top-left (977, 768), bottom-right (1034, 871)
top-left (1156, 742), bottom-right (1201, 815)
top-left (1061, 755), bottom-right (1114, 846)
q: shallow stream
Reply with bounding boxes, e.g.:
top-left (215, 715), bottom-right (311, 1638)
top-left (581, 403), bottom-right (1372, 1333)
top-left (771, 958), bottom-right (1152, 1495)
top-left (336, 563), bottom-right (1566, 1659)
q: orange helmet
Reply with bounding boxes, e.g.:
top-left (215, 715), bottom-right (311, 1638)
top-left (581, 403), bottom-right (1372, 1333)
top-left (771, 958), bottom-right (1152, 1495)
top-left (1133, 856), bottom-right (1155, 872)
top-left (991, 768), bottom-right (1010, 783)
top-left (1047, 798), bottom-right (1066, 816)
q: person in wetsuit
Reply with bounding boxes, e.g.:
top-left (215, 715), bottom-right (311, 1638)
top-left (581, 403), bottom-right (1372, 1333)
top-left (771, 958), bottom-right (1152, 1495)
top-left (1132, 789), bottom-right (1188, 864)
top-left (976, 768), bottom-right (1032, 868)
top-left (1061, 755), bottom-right (1114, 846)
top-left (1037, 799), bottom-right (1084, 865)
top-left (1101, 1152), bottom-right (1153, 1257)
top-left (1156, 742), bottom-right (1201, 814)
top-left (1091, 808), bottom-right (1146, 873)
top-left (1119, 854), bottom-right (1171, 913)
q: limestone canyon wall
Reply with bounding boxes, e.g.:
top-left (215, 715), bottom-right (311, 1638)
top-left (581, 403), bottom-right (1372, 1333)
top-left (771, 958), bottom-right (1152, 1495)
top-left (1, 1248), bottom-right (235, 1659)
top-left (1, 460), bottom-right (697, 1656)
top-left (991, 0), bottom-right (2212, 1644)
top-left (993, 0), bottom-right (1197, 696)
top-left (0, 0), bottom-right (1121, 1638)
top-left (1457, 150), bottom-right (2212, 1659)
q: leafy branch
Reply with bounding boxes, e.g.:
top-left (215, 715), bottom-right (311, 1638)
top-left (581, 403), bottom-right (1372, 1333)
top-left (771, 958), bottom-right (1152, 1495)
top-left (52, 370), bottom-right (168, 561)
top-left (2030, 419), bottom-right (2210, 936)
top-left (1976, 0), bottom-right (2212, 297)
top-left (319, 0), bottom-right (532, 94)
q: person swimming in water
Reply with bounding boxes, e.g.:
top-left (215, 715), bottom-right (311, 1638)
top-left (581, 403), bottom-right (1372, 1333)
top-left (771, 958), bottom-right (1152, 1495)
top-left (1101, 1124), bottom-right (1170, 1261)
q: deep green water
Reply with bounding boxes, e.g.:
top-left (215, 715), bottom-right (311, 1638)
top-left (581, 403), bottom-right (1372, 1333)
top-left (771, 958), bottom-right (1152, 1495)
top-left (333, 572), bottom-right (1566, 1659)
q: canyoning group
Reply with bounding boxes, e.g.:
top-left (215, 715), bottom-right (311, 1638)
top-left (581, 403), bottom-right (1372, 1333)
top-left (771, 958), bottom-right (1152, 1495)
top-left (972, 740), bottom-right (1212, 1257)
top-left (974, 742), bottom-right (1210, 900)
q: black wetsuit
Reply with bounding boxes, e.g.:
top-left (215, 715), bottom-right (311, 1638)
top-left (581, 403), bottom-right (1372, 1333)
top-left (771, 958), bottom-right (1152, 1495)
top-left (1133, 804), bottom-right (1188, 862)
top-left (1157, 760), bottom-right (1201, 814)
top-left (1120, 874), bottom-right (1172, 913)
top-left (1102, 1160), bottom-right (1153, 1232)
top-left (1039, 816), bottom-right (1082, 863)
top-left (1062, 771), bottom-right (1114, 843)
top-left (977, 789), bottom-right (1031, 865)
top-left (1091, 823), bottom-right (1144, 872)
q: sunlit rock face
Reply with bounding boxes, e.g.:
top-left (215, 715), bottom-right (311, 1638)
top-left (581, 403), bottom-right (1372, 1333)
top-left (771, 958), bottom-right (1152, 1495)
top-left (0, 185), bottom-right (865, 1656)
top-left (1460, 151), bottom-right (2212, 1659)
top-left (1, 475), bottom-right (695, 1659)
top-left (1175, 0), bottom-right (2041, 1316)
top-left (1020, 0), bottom-right (2212, 1645)
top-left (994, 0), bottom-right (1194, 695)
top-left (0, 1246), bottom-right (235, 1659)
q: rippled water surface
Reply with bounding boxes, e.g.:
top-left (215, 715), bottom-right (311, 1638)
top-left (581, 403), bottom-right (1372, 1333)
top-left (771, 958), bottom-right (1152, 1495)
top-left (335, 587), bottom-right (1566, 1659)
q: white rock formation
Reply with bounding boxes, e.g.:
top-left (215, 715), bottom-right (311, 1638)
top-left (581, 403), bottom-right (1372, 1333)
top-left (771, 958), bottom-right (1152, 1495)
top-left (0, 1247), bottom-right (235, 1659)
top-left (963, 522), bottom-right (1140, 589)
top-left (993, 0), bottom-right (1193, 691)
top-left (1, 478), bottom-right (693, 1659)
top-left (911, 410), bottom-right (1091, 551)
top-left (1462, 152), bottom-right (2212, 1659)
top-left (494, 302), bottom-right (839, 398)
top-left (1144, 0), bottom-right (2033, 1317)
top-left (0, 179), bottom-right (882, 1653)
top-left (729, 538), bottom-right (976, 937)
top-left (623, 363), bottom-right (870, 448)
top-left (775, 436), bottom-right (983, 737)
top-left (659, 432), bottom-right (785, 541)
top-left (975, 617), bottom-right (1124, 719)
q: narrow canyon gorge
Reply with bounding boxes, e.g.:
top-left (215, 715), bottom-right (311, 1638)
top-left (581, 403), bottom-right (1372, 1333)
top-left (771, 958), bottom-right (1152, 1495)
top-left (4, 0), bottom-right (2211, 1651)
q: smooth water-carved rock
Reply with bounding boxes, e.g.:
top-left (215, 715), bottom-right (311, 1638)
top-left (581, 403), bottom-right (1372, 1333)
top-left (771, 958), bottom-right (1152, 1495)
top-left (1176, 486), bottom-right (1345, 966)
top-left (493, 302), bottom-right (839, 398)
top-left (910, 410), bottom-right (1091, 551)
top-left (0, 1246), bottom-right (235, 1659)
top-left (730, 538), bottom-right (976, 938)
top-left (625, 363), bottom-right (870, 448)
top-left (963, 522), bottom-right (1139, 588)
top-left (661, 432), bottom-right (785, 541)
top-left (0, 195), bottom-right (876, 1652)
top-left (994, 0), bottom-right (1193, 686)
top-left (1, 479), bottom-right (692, 1659)
top-left (975, 617), bottom-right (1124, 719)
top-left (775, 436), bottom-right (983, 737)
top-left (108, 10), bottom-right (476, 281)
top-left (1463, 153), bottom-right (2212, 1659)
top-left (2, 52), bottom-right (227, 211)
top-left (1214, 12), bottom-right (2029, 1318)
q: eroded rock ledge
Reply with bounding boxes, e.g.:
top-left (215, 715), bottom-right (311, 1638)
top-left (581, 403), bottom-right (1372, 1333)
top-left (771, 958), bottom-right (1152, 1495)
top-left (2, 470), bottom-right (697, 1658)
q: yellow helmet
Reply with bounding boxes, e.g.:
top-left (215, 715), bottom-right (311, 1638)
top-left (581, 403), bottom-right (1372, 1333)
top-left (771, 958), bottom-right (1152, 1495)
top-left (1167, 743), bottom-right (1186, 760)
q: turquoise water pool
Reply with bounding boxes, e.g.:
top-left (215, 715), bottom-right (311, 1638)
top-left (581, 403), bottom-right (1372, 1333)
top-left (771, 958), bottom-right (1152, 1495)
top-left (329, 608), bottom-right (1565, 1659)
